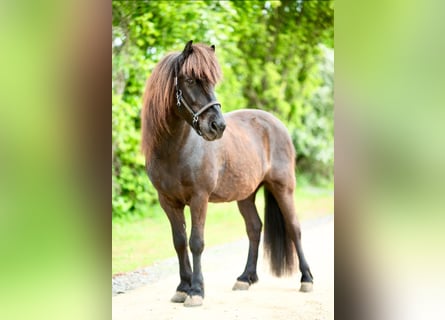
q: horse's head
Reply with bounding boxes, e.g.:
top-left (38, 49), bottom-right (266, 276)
top-left (174, 41), bottom-right (226, 141)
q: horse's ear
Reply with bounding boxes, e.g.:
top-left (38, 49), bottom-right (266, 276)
top-left (210, 44), bottom-right (215, 52)
top-left (183, 40), bottom-right (193, 58)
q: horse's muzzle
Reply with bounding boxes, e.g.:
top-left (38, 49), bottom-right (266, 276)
top-left (211, 118), bottom-right (226, 135)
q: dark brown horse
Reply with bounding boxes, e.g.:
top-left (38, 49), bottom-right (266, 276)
top-left (141, 41), bottom-right (313, 307)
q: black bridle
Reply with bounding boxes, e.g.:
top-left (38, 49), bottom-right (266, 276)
top-left (174, 55), bottom-right (221, 136)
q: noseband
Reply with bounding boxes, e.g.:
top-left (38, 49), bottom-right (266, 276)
top-left (174, 55), bottom-right (221, 136)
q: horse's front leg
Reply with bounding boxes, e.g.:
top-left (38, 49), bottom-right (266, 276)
top-left (184, 194), bottom-right (208, 307)
top-left (159, 195), bottom-right (192, 303)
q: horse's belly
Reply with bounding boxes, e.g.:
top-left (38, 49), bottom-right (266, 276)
top-left (208, 168), bottom-right (263, 203)
top-left (209, 187), bottom-right (257, 202)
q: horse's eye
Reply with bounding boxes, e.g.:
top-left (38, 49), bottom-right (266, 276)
top-left (186, 78), bottom-right (195, 85)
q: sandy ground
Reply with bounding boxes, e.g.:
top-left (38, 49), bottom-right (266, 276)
top-left (112, 215), bottom-right (333, 320)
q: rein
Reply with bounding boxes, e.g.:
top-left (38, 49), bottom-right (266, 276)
top-left (174, 55), bottom-right (221, 136)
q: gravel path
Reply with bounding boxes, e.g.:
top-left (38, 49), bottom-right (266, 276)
top-left (112, 215), bottom-right (333, 319)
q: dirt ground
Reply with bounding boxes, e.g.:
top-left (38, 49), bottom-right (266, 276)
top-left (112, 215), bottom-right (333, 320)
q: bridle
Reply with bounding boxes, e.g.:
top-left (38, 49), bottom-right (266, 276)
top-left (174, 55), bottom-right (221, 136)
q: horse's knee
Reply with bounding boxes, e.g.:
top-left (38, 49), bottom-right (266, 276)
top-left (173, 232), bottom-right (187, 251)
top-left (247, 220), bottom-right (262, 240)
top-left (253, 219), bottom-right (263, 235)
top-left (189, 234), bottom-right (204, 254)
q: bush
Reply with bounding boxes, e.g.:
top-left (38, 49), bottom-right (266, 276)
top-left (112, 94), bottom-right (158, 219)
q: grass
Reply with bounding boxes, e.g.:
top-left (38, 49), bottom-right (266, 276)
top-left (112, 183), bottom-right (333, 275)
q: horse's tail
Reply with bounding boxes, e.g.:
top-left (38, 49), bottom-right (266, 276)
top-left (263, 187), bottom-right (296, 277)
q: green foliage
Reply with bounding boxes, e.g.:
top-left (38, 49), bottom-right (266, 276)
top-left (112, 0), bottom-right (334, 219)
top-left (112, 94), bottom-right (158, 219)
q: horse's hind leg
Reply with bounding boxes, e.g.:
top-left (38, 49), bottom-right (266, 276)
top-left (271, 186), bottom-right (314, 292)
top-left (233, 193), bottom-right (262, 290)
top-left (159, 195), bottom-right (192, 303)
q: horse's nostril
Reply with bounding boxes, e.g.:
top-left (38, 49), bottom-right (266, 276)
top-left (210, 120), bottom-right (225, 135)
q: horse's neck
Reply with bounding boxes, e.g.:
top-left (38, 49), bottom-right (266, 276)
top-left (153, 118), bottom-right (191, 160)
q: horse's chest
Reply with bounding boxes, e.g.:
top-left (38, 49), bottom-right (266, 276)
top-left (147, 157), bottom-right (211, 201)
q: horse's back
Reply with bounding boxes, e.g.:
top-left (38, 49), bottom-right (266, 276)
top-left (225, 109), bottom-right (292, 138)
top-left (224, 109), bottom-right (295, 163)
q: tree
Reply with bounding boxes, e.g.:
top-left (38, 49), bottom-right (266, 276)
top-left (112, 0), bottom-right (334, 218)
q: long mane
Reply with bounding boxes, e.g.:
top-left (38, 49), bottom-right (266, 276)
top-left (141, 43), bottom-right (222, 160)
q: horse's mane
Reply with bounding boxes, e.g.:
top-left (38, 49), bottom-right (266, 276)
top-left (141, 43), bottom-right (222, 160)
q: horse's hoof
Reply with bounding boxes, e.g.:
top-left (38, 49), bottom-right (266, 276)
top-left (232, 280), bottom-right (250, 291)
top-left (184, 295), bottom-right (203, 307)
top-left (299, 282), bottom-right (313, 292)
top-left (170, 291), bottom-right (188, 303)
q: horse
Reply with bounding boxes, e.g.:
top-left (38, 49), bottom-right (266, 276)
top-left (141, 40), bottom-right (313, 307)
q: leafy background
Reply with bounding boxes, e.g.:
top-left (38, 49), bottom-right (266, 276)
top-left (112, 0), bottom-right (334, 219)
